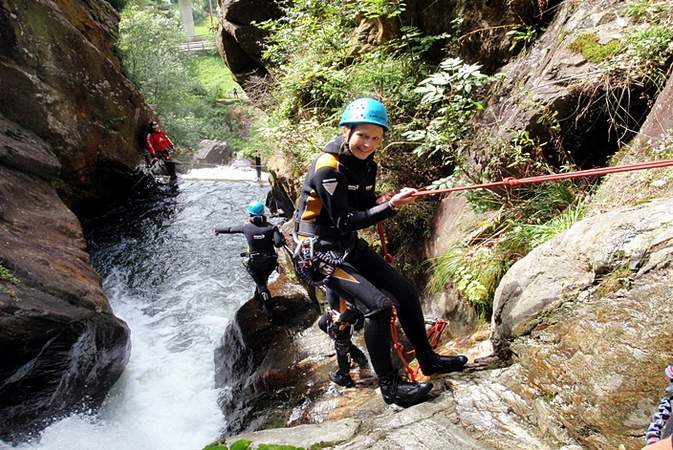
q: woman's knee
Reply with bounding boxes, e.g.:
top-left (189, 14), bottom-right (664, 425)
top-left (365, 294), bottom-right (393, 319)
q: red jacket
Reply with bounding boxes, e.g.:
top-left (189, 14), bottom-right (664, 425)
top-left (146, 130), bottom-right (174, 156)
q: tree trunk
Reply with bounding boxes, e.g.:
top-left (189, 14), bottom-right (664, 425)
top-left (178, 0), bottom-right (195, 40)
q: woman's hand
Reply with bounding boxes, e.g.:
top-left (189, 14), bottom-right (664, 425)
top-left (389, 188), bottom-right (417, 209)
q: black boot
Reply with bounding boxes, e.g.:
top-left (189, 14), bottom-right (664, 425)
top-left (417, 352), bottom-right (468, 376)
top-left (329, 370), bottom-right (355, 387)
top-left (258, 291), bottom-right (274, 320)
top-left (379, 374), bottom-right (433, 408)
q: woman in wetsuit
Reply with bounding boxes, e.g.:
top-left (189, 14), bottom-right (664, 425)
top-left (294, 98), bottom-right (467, 407)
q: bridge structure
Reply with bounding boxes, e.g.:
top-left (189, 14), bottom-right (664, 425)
top-left (180, 35), bottom-right (216, 54)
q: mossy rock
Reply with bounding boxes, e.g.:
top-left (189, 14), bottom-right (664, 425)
top-left (567, 32), bottom-right (621, 63)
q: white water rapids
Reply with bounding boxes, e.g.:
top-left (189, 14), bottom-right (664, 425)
top-left (4, 168), bottom-right (272, 450)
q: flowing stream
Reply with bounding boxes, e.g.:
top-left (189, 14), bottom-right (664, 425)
top-left (9, 172), bottom-right (269, 450)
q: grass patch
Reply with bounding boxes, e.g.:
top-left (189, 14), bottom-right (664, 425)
top-left (194, 17), bottom-right (217, 37)
top-left (203, 439), bottom-right (252, 450)
top-left (0, 263), bottom-right (18, 285)
top-left (188, 55), bottom-right (241, 99)
top-left (568, 32), bottom-right (622, 63)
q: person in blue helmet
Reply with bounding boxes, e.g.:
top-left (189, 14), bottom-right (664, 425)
top-left (293, 98), bottom-right (468, 408)
top-left (216, 201), bottom-right (285, 320)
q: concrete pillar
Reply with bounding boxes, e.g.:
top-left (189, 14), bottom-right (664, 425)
top-left (178, 0), bottom-right (195, 40)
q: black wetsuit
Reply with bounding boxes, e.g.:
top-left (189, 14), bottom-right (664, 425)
top-left (294, 135), bottom-right (434, 379)
top-left (318, 289), bottom-right (367, 378)
top-left (216, 216), bottom-right (285, 310)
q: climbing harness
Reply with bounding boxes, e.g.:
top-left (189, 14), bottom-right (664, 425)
top-left (291, 234), bottom-right (348, 287)
top-left (410, 157), bottom-right (673, 198)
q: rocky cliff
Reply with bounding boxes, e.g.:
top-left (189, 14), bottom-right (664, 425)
top-left (0, 0), bottom-right (151, 441)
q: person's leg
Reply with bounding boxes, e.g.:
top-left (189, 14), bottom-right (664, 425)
top-left (248, 262), bottom-right (274, 319)
top-left (325, 263), bottom-right (432, 407)
top-left (330, 325), bottom-right (355, 387)
top-left (352, 241), bottom-right (467, 374)
top-left (159, 152), bottom-right (177, 180)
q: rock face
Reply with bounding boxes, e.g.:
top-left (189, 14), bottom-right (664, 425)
top-left (0, 0), bottom-right (149, 441)
top-left (0, 0), bottom-right (151, 211)
top-left (216, 0), bottom-right (281, 87)
top-left (472, 0), bottom-right (654, 175)
top-left (214, 275), bottom-right (326, 434)
top-left (192, 139), bottom-right (233, 167)
top-left (491, 197), bottom-right (673, 448)
top-left (589, 73), bottom-right (673, 212)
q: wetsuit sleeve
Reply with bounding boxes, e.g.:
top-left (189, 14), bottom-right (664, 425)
top-left (145, 134), bottom-right (156, 157)
top-left (313, 165), bottom-right (394, 231)
top-left (215, 225), bottom-right (244, 234)
top-left (272, 227), bottom-right (285, 247)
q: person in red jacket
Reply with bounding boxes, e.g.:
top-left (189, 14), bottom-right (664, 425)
top-left (145, 120), bottom-right (177, 181)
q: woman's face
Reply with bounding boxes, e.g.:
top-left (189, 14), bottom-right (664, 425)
top-left (344, 124), bottom-right (384, 160)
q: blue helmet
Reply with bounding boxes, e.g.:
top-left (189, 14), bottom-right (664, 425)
top-left (338, 98), bottom-right (389, 131)
top-left (246, 200), bottom-right (265, 216)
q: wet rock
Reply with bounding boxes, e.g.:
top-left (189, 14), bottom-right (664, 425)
top-left (214, 274), bottom-right (329, 434)
top-left (0, 165), bottom-right (130, 442)
top-left (0, 0), bottom-right (148, 441)
top-left (192, 140), bottom-right (233, 167)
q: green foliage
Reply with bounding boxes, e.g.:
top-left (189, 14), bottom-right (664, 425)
top-left (568, 32), bottom-right (622, 63)
top-left (427, 181), bottom-right (587, 318)
top-left (627, 24), bottom-right (673, 71)
top-left (506, 25), bottom-right (539, 52)
top-left (401, 57), bottom-right (498, 166)
top-left (118, 6), bottom-right (248, 152)
top-left (0, 264), bottom-right (18, 285)
top-left (356, 0), bottom-right (406, 19)
top-left (202, 439), bottom-right (251, 450)
top-left (428, 245), bottom-right (505, 319)
top-left (624, 0), bottom-right (669, 20)
top-left (188, 55), bottom-right (241, 99)
top-left (202, 443), bottom-right (228, 450)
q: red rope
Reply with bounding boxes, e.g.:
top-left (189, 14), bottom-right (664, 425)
top-left (412, 158), bottom-right (673, 198)
top-left (390, 306), bottom-right (448, 382)
top-left (377, 222), bottom-right (394, 263)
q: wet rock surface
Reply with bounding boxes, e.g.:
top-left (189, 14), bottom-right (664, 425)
top-left (0, 0), bottom-right (148, 441)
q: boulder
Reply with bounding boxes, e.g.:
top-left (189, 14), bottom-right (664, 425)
top-left (0, 163), bottom-right (130, 442)
top-left (491, 197), bottom-right (673, 448)
top-left (214, 274), bottom-right (327, 435)
top-left (193, 139), bottom-right (233, 167)
top-left (216, 0), bottom-right (281, 87)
